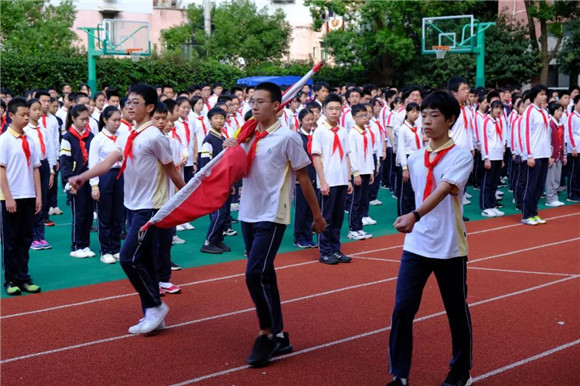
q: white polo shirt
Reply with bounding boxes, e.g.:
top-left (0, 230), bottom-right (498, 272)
top-left (113, 121), bottom-right (173, 210)
top-left (39, 114), bottom-right (60, 166)
top-left (174, 117), bottom-right (194, 166)
top-left (566, 110), bottom-right (580, 153)
top-left (404, 140), bottom-right (473, 259)
top-left (397, 121), bottom-right (424, 168)
top-left (192, 113), bottom-right (210, 154)
top-left (348, 125), bottom-right (375, 176)
top-left (311, 120), bottom-right (351, 188)
top-left (24, 123), bottom-right (54, 165)
top-left (481, 115), bottom-right (505, 161)
top-left (522, 104), bottom-right (551, 159)
top-left (472, 110), bottom-right (485, 147)
top-left (450, 105), bottom-right (474, 151)
top-left (238, 122), bottom-right (310, 225)
top-left (88, 130), bottom-right (121, 186)
top-left (0, 128), bottom-right (41, 200)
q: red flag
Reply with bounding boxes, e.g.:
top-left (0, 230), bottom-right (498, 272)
top-left (140, 62), bottom-right (325, 232)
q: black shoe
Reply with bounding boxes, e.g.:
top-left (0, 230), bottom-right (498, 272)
top-left (319, 254), bottom-right (339, 265)
top-left (215, 241), bottom-right (231, 252)
top-left (231, 218), bottom-right (239, 224)
top-left (246, 334), bottom-right (278, 367)
top-left (200, 243), bottom-right (223, 254)
top-left (273, 332), bottom-right (293, 356)
top-left (496, 204), bottom-right (504, 209)
top-left (170, 261), bottom-right (182, 271)
top-left (462, 216), bottom-right (470, 222)
top-left (442, 367), bottom-right (472, 386)
top-left (334, 251), bottom-right (351, 263)
top-left (387, 378), bottom-right (407, 386)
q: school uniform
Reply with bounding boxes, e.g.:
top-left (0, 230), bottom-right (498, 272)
top-left (117, 118), bottom-right (134, 135)
top-left (339, 106), bottom-right (355, 132)
top-left (396, 121), bottom-right (423, 216)
top-left (24, 123), bottom-right (55, 242)
top-left (450, 106), bottom-right (475, 152)
top-left (115, 121), bottom-right (173, 312)
top-left (348, 125), bottom-right (374, 232)
top-left (174, 117), bottom-right (195, 182)
top-left (238, 121), bottom-right (310, 335)
top-left (60, 127), bottom-right (94, 251)
top-left (567, 110), bottom-right (580, 200)
top-left (512, 115), bottom-right (527, 210)
top-left (294, 128), bottom-right (317, 246)
top-left (88, 130), bottom-right (124, 256)
top-left (545, 117), bottom-right (566, 205)
top-left (91, 108), bottom-right (102, 123)
top-left (0, 128), bottom-right (41, 286)
top-left (480, 115), bottom-right (505, 210)
top-left (389, 139), bottom-right (473, 380)
top-left (471, 111), bottom-right (486, 189)
top-left (200, 129), bottom-right (229, 246)
top-left (368, 118), bottom-right (385, 204)
top-left (40, 113), bottom-right (61, 211)
top-left (390, 106), bottom-right (407, 192)
top-left (311, 120), bottom-right (351, 258)
top-left (55, 107), bottom-right (68, 134)
top-left (281, 109), bottom-right (300, 132)
top-left (521, 104), bottom-right (551, 219)
top-left (383, 109), bottom-right (397, 190)
top-left (192, 113), bottom-right (210, 166)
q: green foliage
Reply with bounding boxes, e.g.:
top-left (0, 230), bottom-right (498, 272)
top-left (161, 0), bottom-right (291, 65)
top-left (558, 18), bottom-right (580, 76)
top-left (0, 0), bottom-right (79, 56)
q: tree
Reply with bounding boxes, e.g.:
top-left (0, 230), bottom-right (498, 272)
top-left (523, 0), bottom-right (580, 84)
top-left (0, 0), bottom-right (79, 56)
top-left (558, 18), bottom-right (580, 86)
top-left (161, 0), bottom-right (291, 65)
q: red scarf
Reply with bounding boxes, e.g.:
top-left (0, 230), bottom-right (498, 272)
top-left (247, 129), bottom-right (269, 167)
top-left (171, 128), bottom-right (182, 144)
top-left (18, 132), bottom-right (31, 166)
top-left (376, 120), bottom-right (386, 137)
top-left (68, 127), bottom-right (90, 165)
top-left (34, 126), bottom-right (46, 157)
top-left (367, 124), bottom-right (376, 147)
top-left (330, 126), bottom-right (344, 160)
top-left (423, 144), bottom-right (455, 200)
top-left (103, 131), bottom-right (117, 143)
top-left (182, 119), bottom-right (191, 144)
top-left (221, 128), bottom-right (230, 139)
top-left (409, 125), bottom-right (420, 150)
top-left (116, 128), bottom-right (143, 179)
top-left (197, 116), bottom-right (208, 136)
top-left (121, 119), bottom-right (133, 131)
top-left (293, 115), bottom-right (299, 131)
top-left (460, 106), bottom-right (468, 130)
top-left (495, 118), bottom-right (502, 139)
top-left (42, 114), bottom-right (47, 129)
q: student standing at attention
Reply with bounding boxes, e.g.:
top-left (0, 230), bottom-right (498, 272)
top-left (224, 82), bottom-right (326, 367)
top-left (387, 91), bottom-right (474, 386)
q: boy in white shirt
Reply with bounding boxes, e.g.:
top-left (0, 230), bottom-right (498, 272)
top-left (340, 88), bottom-right (362, 132)
top-left (480, 100), bottom-right (506, 217)
top-left (387, 91), bottom-right (473, 386)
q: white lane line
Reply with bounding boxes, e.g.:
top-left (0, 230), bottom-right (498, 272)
top-left (170, 275), bottom-right (580, 385)
top-left (469, 238), bottom-right (580, 264)
top-left (472, 339), bottom-right (580, 382)
top-left (468, 266), bottom-right (577, 277)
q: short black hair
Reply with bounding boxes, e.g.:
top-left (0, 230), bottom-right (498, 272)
top-left (313, 81), bottom-right (330, 92)
top-left (26, 98), bottom-right (41, 108)
top-left (35, 90), bottom-right (50, 99)
top-left (547, 101), bottom-right (563, 116)
top-left (490, 100), bottom-right (503, 110)
top-left (345, 87), bottom-right (362, 100)
top-left (298, 108), bottom-right (313, 122)
top-left (99, 105), bottom-right (120, 131)
top-left (448, 77), bottom-right (468, 92)
top-left (155, 102), bottom-right (169, 115)
top-left (176, 96), bottom-right (190, 107)
top-left (486, 91), bottom-right (500, 104)
top-left (351, 103), bottom-right (367, 117)
top-left (73, 92), bottom-right (89, 104)
top-left (244, 110), bottom-right (253, 121)
top-left (574, 94), bottom-right (580, 105)
top-left (255, 82), bottom-right (282, 104)
top-left (217, 95), bottom-right (232, 103)
top-left (570, 85), bottom-right (580, 93)
top-left (402, 86), bottom-right (422, 102)
top-left (212, 82), bottom-right (223, 90)
top-left (406, 102), bottom-right (420, 112)
top-left (187, 84), bottom-right (201, 93)
top-left (93, 92), bottom-right (106, 101)
top-left (214, 102), bottom-right (229, 113)
top-left (128, 84), bottom-right (158, 114)
top-left (7, 97), bottom-right (27, 115)
top-left (164, 98), bottom-right (177, 113)
top-left (208, 107), bottom-right (226, 120)
top-left (306, 102), bottom-right (321, 111)
top-left (558, 90), bottom-right (570, 99)
top-left (420, 91), bottom-right (460, 126)
top-left (323, 93), bottom-right (342, 107)
top-left (384, 89), bottom-right (397, 100)
top-left (106, 88), bottom-right (120, 99)
top-left (528, 84), bottom-right (548, 102)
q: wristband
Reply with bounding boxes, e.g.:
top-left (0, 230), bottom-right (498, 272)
top-left (411, 210), bottom-right (421, 222)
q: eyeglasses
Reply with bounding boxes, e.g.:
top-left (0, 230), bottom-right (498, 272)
top-left (324, 106), bottom-right (342, 112)
top-left (248, 100), bottom-right (272, 108)
top-left (354, 114), bottom-right (371, 119)
top-left (125, 99), bottom-right (143, 107)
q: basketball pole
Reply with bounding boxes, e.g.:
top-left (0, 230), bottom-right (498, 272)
top-left (78, 27), bottom-right (103, 93)
top-left (474, 22), bottom-right (495, 88)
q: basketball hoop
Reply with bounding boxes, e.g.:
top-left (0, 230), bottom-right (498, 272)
top-left (432, 45), bottom-right (450, 59)
top-left (126, 48), bottom-right (142, 62)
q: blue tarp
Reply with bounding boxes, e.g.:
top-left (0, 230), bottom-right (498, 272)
top-left (236, 76), bottom-right (313, 87)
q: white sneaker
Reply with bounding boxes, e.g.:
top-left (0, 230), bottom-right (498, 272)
top-left (70, 250), bottom-right (88, 258)
top-left (48, 207), bottom-right (56, 216)
top-left (230, 203), bottom-right (240, 212)
top-left (495, 194), bottom-right (503, 201)
top-left (182, 222), bottom-right (195, 230)
top-left (113, 253), bottom-right (120, 261)
top-left (545, 201), bottom-right (564, 207)
top-left (142, 302), bottom-right (169, 333)
top-left (129, 317), bottom-right (167, 334)
top-left (496, 190), bottom-right (504, 196)
top-left (369, 199), bottom-right (382, 206)
top-left (49, 207), bottom-right (63, 215)
top-left (100, 254), bottom-right (116, 264)
top-left (176, 225), bottom-right (185, 231)
top-left (82, 247), bottom-right (96, 257)
top-left (362, 216), bottom-right (377, 225)
top-left (521, 217), bottom-right (538, 226)
top-left (358, 230), bottom-right (373, 239)
top-left (463, 197), bottom-right (471, 205)
top-left (491, 208), bottom-right (504, 216)
top-left (465, 192), bottom-right (472, 199)
top-left (93, 212), bottom-right (97, 221)
top-left (172, 235), bottom-right (186, 245)
top-left (347, 230), bottom-right (366, 240)
top-left (481, 209), bottom-right (497, 217)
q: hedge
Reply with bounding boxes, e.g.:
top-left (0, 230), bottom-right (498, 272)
top-left (1, 53), bottom-right (370, 95)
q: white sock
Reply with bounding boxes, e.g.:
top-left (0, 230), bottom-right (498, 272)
top-left (394, 377), bottom-right (408, 385)
top-left (276, 332), bottom-right (285, 339)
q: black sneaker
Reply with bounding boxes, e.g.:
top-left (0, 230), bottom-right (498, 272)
top-left (387, 378), bottom-right (407, 386)
top-left (334, 251), bottom-right (352, 263)
top-left (246, 334), bottom-right (278, 367)
top-left (319, 254), bottom-right (339, 265)
top-left (462, 216), bottom-right (470, 222)
top-left (170, 261), bottom-right (182, 271)
top-left (216, 241), bottom-right (231, 252)
top-left (200, 243), bottom-right (224, 254)
top-left (273, 332), bottom-right (292, 356)
top-left (442, 367), bottom-right (472, 386)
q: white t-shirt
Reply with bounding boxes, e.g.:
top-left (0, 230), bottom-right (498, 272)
top-left (311, 120), bottom-right (351, 188)
top-left (397, 121), bottom-right (424, 167)
top-left (403, 140), bottom-right (473, 259)
top-left (348, 125), bottom-right (375, 175)
top-left (450, 105), bottom-right (474, 151)
top-left (238, 122), bottom-right (310, 225)
top-left (113, 122), bottom-right (173, 210)
top-left (24, 123), bottom-right (53, 165)
top-left (88, 130), bottom-right (121, 186)
top-left (0, 128), bottom-right (41, 200)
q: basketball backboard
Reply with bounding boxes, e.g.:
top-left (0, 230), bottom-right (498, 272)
top-left (422, 15), bottom-right (475, 55)
top-left (99, 19), bottom-right (151, 56)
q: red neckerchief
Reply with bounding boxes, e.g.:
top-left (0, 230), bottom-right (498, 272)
top-left (116, 123), bottom-right (151, 179)
top-left (42, 114), bottom-right (47, 129)
top-left (247, 129), bottom-right (269, 167)
top-left (405, 121), bottom-right (421, 149)
top-left (171, 127), bottom-right (182, 144)
top-left (121, 119), bottom-right (133, 131)
top-left (182, 119), bottom-right (191, 144)
top-left (197, 116), bottom-right (208, 136)
top-left (330, 126), bottom-right (344, 160)
top-left (423, 142), bottom-right (455, 201)
top-left (366, 124), bottom-right (376, 147)
top-left (460, 105), bottom-right (468, 130)
top-left (68, 127), bottom-right (90, 165)
top-left (567, 111), bottom-right (579, 149)
top-left (10, 128), bottom-right (31, 166)
top-left (33, 125), bottom-right (46, 157)
top-left (103, 130), bottom-right (117, 143)
top-left (300, 128), bottom-right (313, 156)
top-left (221, 127), bottom-right (230, 139)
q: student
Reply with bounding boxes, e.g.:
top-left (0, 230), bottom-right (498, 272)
top-left (521, 84), bottom-right (551, 225)
top-left (174, 96), bottom-right (197, 183)
top-left (92, 92), bottom-right (106, 123)
top-left (471, 93), bottom-right (488, 190)
top-left (223, 82), bottom-right (325, 367)
top-left (61, 105), bottom-right (95, 258)
top-left (359, 102), bottom-right (380, 226)
top-left (347, 104), bottom-right (374, 241)
top-left (0, 99), bottom-right (7, 133)
top-left (385, 97), bottom-right (403, 193)
top-left (312, 94), bottom-right (353, 265)
top-left (387, 91), bottom-right (473, 386)
top-left (514, 95), bottom-right (531, 211)
top-left (230, 95), bottom-right (246, 126)
top-left (369, 97), bottom-right (387, 206)
top-left (312, 81), bottom-right (330, 108)
top-left (567, 95), bottom-right (580, 202)
top-left (207, 82), bottom-right (223, 108)
top-left (162, 85), bottom-right (175, 100)
top-left (69, 84), bottom-right (185, 334)
top-left (1, 97), bottom-right (43, 296)
top-left (340, 88), bottom-right (362, 131)
top-left (480, 100), bottom-right (506, 217)
top-left (545, 102), bottom-right (567, 207)
top-left (281, 96), bottom-right (301, 132)
top-left (200, 107), bottom-right (232, 254)
top-left (293, 108), bottom-right (318, 248)
top-left (24, 99), bottom-right (54, 250)
top-left (89, 106), bottom-right (123, 264)
top-left (106, 89), bottom-right (121, 109)
top-left (190, 95), bottom-right (209, 166)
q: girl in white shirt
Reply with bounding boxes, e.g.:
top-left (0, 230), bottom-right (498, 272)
top-left (480, 100), bottom-right (505, 217)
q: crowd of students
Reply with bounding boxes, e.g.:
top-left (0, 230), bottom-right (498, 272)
top-left (1, 79), bottom-right (579, 384)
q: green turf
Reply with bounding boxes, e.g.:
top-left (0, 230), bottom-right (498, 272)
top-left (1, 181), bottom-right (576, 297)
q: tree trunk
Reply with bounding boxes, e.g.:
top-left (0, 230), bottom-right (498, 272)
top-left (539, 19), bottom-right (549, 85)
